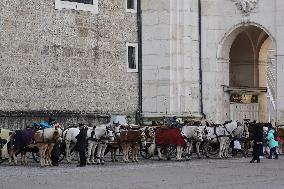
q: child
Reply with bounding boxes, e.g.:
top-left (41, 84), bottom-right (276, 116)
top-left (266, 129), bottom-right (278, 159)
top-left (232, 138), bottom-right (246, 157)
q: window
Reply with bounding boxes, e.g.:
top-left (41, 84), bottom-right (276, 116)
top-left (61, 0), bottom-right (93, 4)
top-left (126, 0), bottom-right (137, 13)
top-left (55, 0), bottom-right (98, 14)
top-left (126, 43), bottom-right (138, 72)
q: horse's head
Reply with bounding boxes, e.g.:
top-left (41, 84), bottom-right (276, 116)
top-left (52, 130), bottom-right (62, 142)
top-left (106, 126), bottom-right (114, 141)
top-left (202, 126), bottom-right (211, 141)
top-left (193, 127), bottom-right (203, 142)
top-left (139, 129), bottom-right (147, 148)
top-left (113, 122), bottom-right (122, 137)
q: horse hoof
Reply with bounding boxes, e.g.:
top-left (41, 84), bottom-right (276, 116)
top-left (186, 158), bottom-right (191, 161)
top-left (101, 162), bottom-right (104, 165)
top-left (115, 159), bottom-right (118, 162)
top-left (198, 157), bottom-right (202, 159)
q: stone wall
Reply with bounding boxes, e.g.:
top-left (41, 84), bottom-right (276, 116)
top-left (0, 0), bottom-right (138, 128)
top-left (142, 0), bottom-right (284, 123)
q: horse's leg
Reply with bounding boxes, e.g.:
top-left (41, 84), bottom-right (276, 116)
top-left (126, 144), bottom-right (130, 163)
top-left (157, 146), bottom-right (163, 160)
top-left (87, 140), bottom-right (93, 164)
top-left (96, 143), bottom-right (103, 165)
top-left (65, 142), bottom-right (71, 163)
top-left (113, 147), bottom-right (118, 162)
top-left (176, 146), bottom-right (180, 161)
top-left (219, 139), bottom-right (224, 158)
top-left (9, 150), bottom-right (15, 165)
top-left (13, 151), bottom-right (17, 165)
top-left (47, 144), bottom-right (55, 166)
top-left (136, 144), bottom-right (140, 162)
top-left (122, 144), bottom-right (127, 162)
top-left (225, 138), bottom-right (230, 158)
top-left (91, 142), bottom-right (98, 164)
top-left (38, 145), bottom-right (44, 167)
top-left (196, 141), bottom-right (202, 158)
top-left (131, 144), bottom-right (135, 162)
top-left (111, 148), bottom-right (115, 162)
top-left (21, 151), bottom-right (26, 165)
top-left (98, 143), bottom-right (107, 165)
top-left (203, 141), bottom-right (210, 158)
top-left (187, 142), bottom-right (193, 159)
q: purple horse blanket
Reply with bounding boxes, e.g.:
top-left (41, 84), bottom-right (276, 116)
top-left (12, 129), bottom-right (36, 150)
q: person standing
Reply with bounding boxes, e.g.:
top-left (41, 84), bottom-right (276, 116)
top-left (267, 129), bottom-right (278, 159)
top-left (76, 123), bottom-right (88, 167)
top-left (250, 126), bottom-right (263, 163)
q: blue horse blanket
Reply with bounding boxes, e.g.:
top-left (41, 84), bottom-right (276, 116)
top-left (31, 121), bottom-right (51, 129)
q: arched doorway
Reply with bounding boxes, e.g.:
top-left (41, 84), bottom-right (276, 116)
top-left (218, 24), bottom-right (276, 122)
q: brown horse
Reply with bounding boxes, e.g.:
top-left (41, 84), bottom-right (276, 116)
top-left (117, 129), bottom-right (146, 163)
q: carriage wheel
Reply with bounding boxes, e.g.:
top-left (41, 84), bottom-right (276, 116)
top-left (207, 145), bottom-right (219, 155)
top-left (32, 152), bottom-right (40, 163)
top-left (140, 147), bottom-right (152, 159)
top-left (168, 146), bottom-right (177, 158)
top-left (0, 158), bottom-right (5, 164)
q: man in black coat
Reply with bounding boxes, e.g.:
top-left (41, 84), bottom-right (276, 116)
top-left (51, 139), bottom-right (62, 166)
top-left (250, 126), bottom-right (264, 163)
top-left (76, 123), bottom-right (88, 167)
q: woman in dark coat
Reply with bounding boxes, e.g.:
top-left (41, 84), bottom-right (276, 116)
top-left (250, 126), bottom-right (264, 163)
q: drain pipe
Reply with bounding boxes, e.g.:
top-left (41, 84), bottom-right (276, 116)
top-left (198, 0), bottom-right (205, 119)
top-left (137, 0), bottom-right (143, 124)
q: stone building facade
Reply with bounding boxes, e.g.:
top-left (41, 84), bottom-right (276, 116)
top-left (0, 0), bottom-right (139, 129)
top-left (142, 0), bottom-right (284, 124)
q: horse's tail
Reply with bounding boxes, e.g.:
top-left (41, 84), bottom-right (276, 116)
top-left (148, 143), bottom-right (156, 156)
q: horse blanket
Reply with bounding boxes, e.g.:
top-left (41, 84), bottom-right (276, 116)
top-left (11, 129), bottom-right (36, 150)
top-left (32, 121), bottom-right (51, 129)
top-left (276, 127), bottom-right (284, 141)
top-left (117, 130), bottom-right (142, 144)
top-left (155, 127), bottom-right (185, 146)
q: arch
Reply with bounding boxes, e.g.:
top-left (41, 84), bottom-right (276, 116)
top-left (217, 22), bottom-right (276, 61)
top-left (217, 22), bottom-right (276, 122)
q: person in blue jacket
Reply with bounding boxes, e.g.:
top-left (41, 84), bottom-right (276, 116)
top-left (266, 129), bottom-right (278, 159)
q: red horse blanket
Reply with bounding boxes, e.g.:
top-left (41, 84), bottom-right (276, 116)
top-left (155, 127), bottom-right (185, 146)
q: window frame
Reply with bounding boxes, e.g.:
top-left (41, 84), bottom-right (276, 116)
top-left (126, 43), bottom-right (138, 73)
top-left (55, 0), bottom-right (98, 14)
top-left (125, 0), bottom-right (137, 13)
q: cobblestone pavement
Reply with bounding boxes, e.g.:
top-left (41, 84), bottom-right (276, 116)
top-left (1, 156), bottom-right (284, 189)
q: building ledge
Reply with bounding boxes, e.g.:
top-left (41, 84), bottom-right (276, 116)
top-left (222, 85), bottom-right (267, 94)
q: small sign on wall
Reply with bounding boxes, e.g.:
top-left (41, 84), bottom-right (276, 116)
top-left (230, 94), bottom-right (258, 104)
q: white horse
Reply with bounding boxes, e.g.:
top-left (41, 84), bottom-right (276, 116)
top-left (181, 126), bottom-right (206, 160)
top-left (63, 123), bottom-right (114, 164)
top-left (204, 121), bottom-right (249, 158)
top-left (87, 123), bottom-right (114, 165)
